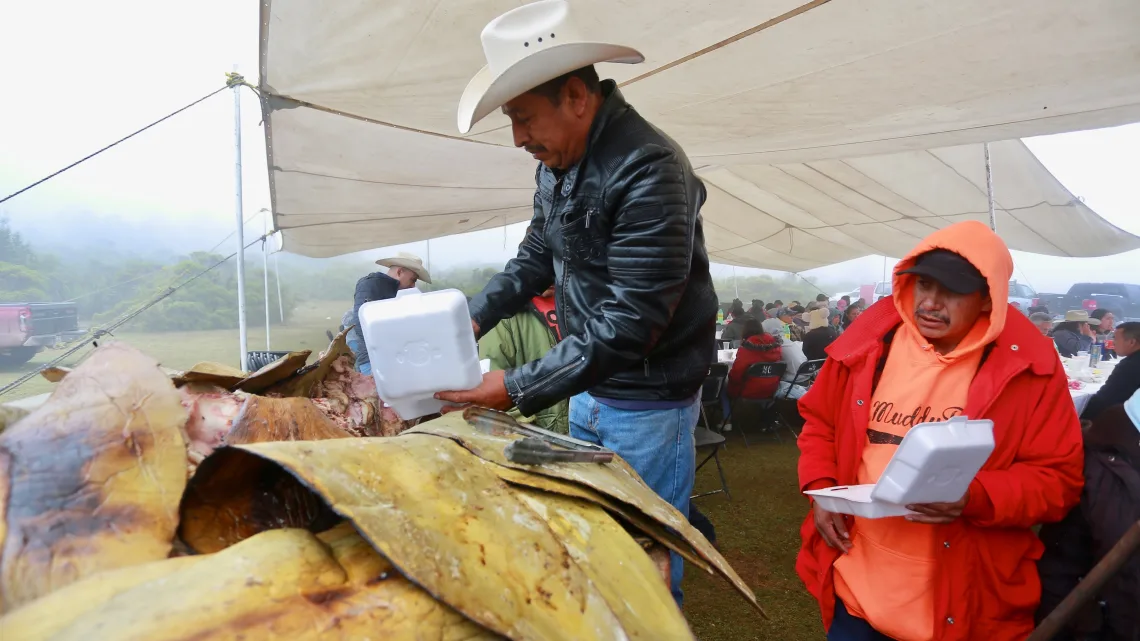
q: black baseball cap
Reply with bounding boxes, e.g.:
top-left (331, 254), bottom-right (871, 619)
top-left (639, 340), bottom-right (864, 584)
top-left (898, 249), bottom-right (986, 295)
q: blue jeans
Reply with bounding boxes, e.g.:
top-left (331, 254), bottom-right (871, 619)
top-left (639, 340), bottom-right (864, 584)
top-left (569, 392), bottom-right (699, 606)
top-left (346, 333), bottom-right (370, 376)
top-left (828, 600), bottom-right (893, 641)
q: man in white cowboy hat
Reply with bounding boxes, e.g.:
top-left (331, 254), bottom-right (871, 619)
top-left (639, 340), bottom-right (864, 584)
top-left (347, 252), bottom-right (431, 375)
top-left (437, 0), bottom-right (717, 604)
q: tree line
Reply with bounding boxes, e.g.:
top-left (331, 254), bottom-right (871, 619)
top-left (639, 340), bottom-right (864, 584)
top-left (2, 216), bottom-right (846, 333)
top-left (0, 218), bottom-right (295, 332)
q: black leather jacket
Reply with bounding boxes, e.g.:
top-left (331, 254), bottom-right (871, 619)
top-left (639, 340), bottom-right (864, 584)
top-left (468, 81), bottom-right (717, 417)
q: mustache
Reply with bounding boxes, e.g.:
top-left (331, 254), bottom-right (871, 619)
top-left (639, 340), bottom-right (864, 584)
top-left (524, 145), bottom-right (547, 154)
top-left (915, 310), bottom-right (950, 324)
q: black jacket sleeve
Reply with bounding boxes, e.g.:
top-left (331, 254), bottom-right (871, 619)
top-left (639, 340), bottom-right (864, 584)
top-left (468, 182), bottom-right (556, 339)
top-left (1081, 354), bottom-right (1140, 419)
top-left (1055, 330), bottom-right (1082, 358)
top-left (503, 146), bottom-right (698, 416)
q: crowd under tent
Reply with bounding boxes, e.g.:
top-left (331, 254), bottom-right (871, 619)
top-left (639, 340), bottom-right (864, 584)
top-left (256, 0), bottom-right (1140, 269)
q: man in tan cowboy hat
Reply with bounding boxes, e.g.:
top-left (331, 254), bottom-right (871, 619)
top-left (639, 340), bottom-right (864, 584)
top-left (1052, 309), bottom-right (1097, 358)
top-left (347, 252), bottom-right (431, 375)
top-left (437, 0), bottom-right (717, 605)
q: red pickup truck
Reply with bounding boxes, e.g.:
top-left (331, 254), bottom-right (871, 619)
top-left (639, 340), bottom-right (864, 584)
top-left (0, 303), bottom-right (85, 367)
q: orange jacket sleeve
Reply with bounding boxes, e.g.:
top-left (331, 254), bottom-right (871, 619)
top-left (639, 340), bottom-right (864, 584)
top-left (966, 367), bottom-right (1084, 529)
top-left (797, 359), bottom-right (842, 492)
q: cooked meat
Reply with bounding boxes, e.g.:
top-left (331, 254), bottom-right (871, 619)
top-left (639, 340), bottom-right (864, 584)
top-left (310, 355), bottom-right (416, 437)
top-left (178, 384), bottom-right (245, 471)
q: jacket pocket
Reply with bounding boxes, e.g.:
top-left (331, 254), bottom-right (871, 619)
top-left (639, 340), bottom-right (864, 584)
top-left (558, 199), bottom-right (607, 266)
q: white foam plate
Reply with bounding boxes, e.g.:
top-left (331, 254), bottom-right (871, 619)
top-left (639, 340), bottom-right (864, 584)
top-left (804, 484), bottom-right (914, 519)
top-left (804, 417), bottom-right (995, 519)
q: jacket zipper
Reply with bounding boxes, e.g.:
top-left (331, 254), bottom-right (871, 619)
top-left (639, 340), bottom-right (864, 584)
top-left (517, 356), bottom-right (585, 403)
top-left (644, 358), bottom-right (650, 377)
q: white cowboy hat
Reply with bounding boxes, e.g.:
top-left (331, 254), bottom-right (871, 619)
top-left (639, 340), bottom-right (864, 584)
top-left (376, 252), bottom-right (432, 284)
top-left (457, 0), bottom-right (643, 134)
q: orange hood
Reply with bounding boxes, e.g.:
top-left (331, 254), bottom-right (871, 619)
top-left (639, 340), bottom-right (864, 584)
top-left (892, 221), bottom-right (1013, 361)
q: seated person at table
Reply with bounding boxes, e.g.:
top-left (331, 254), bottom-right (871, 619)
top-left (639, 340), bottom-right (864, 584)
top-left (1090, 308), bottom-right (1117, 359)
top-left (1054, 310), bottom-right (1097, 358)
top-left (829, 307), bottom-right (844, 334)
top-left (720, 301), bottom-right (758, 344)
top-left (841, 303), bottom-right (863, 332)
top-left (763, 318), bottom-right (807, 378)
top-left (726, 299), bottom-right (746, 323)
top-left (1080, 321), bottom-right (1140, 420)
top-left (748, 299), bottom-right (766, 318)
top-left (776, 307), bottom-right (806, 342)
top-left (1030, 312), bottom-right (1054, 337)
top-left (726, 318), bottom-right (780, 400)
top-left (1038, 388), bottom-right (1140, 641)
top-left (803, 308), bottom-right (839, 361)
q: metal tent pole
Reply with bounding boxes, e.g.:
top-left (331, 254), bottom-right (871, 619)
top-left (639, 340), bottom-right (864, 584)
top-left (984, 142), bottom-right (997, 232)
top-left (232, 65), bottom-right (249, 371)
top-left (273, 246), bottom-right (285, 324)
top-left (732, 266), bottom-right (739, 299)
top-left (261, 208), bottom-right (271, 350)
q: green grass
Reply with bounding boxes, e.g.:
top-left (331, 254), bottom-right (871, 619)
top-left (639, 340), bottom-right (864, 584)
top-left (0, 299), bottom-right (351, 402)
top-left (683, 432), bottom-right (825, 641)
top-left (1, 298), bottom-right (826, 638)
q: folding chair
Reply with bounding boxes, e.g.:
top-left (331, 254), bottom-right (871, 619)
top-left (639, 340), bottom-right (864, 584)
top-left (699, 363), bottom-right (730, 434)
top-left (770, 359), bottom-right (826, 438)
top-left (245, 350), bottom-right (294, 371)
top-left (725, 361), bottom-right (787, 446)
top-left (692, 425), bottom-right (731, 500)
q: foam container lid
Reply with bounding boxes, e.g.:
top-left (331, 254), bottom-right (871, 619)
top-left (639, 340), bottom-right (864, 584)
top-left (358, 288), bottom-right (482, 420)
top-left (804, 416), bottom-right (995, 519)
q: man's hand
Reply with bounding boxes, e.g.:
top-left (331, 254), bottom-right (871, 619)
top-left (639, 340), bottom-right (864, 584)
top-left (435, 370), bottom-right (512, 412)
top-left (813, 502), bottom-right (853, 554)
top-left (906, 492), bottom-right (969, 524)
top-left (471, 319), bottom-right (481, 339)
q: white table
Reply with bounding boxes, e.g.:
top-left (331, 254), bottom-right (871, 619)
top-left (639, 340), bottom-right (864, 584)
top-left (1070, 383), bottom-right (1103, 415)
top-left (1067, 358), bottom-right (1117, 415)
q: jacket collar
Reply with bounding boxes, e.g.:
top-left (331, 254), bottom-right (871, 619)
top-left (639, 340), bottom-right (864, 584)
top-left (585, 80), bottom-right (630, 152)
top-left (826, 298), bottom-right (1058, 377)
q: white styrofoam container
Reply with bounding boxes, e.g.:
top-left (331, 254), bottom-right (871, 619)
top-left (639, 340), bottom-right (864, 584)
top-left (358, 288), bottom-right (482, 420)
top-left (804, 417), bottom-right (995, 518)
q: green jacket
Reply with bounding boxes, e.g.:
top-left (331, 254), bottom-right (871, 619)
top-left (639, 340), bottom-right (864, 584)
top-left (478, 300), bottom-right (570, 434)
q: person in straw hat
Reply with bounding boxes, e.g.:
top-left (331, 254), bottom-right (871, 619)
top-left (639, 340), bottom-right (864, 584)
top-left (347, 252), bottom-right (431, 375)
top-left (1052, 309), bottom-right (1097, 358)
top-left (437, 0), bottom-right (717, 604)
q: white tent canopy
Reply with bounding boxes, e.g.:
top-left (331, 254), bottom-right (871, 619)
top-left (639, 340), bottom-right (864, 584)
top-left (259, 0), bottom-right (1140, 267)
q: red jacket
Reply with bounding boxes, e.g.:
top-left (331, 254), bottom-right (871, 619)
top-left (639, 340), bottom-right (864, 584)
top-left (796, 299), bottom-right (1084, 640)
top-left (726, 334), bottom-right (781, 399)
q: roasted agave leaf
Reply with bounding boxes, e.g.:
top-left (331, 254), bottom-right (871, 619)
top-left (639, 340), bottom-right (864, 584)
top-left (408, 413), bottom-right (765, 617)
top-left (0, 342), bottom-right (188, 613)
top-left (234, 351), bottom-right (311, 393)
top-left (182, 435), bottom-right (693, 640)
top-left (1, 526), bottom-right (499, 641)
top-left (262, 328), bottom-right (352, 398)
top-left (225, 395), bottom-right (354, 445)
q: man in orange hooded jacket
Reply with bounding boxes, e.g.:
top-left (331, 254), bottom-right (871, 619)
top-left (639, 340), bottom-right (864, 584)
top-left (796, 221), bottom-right (1083, 641)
